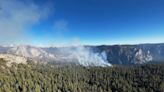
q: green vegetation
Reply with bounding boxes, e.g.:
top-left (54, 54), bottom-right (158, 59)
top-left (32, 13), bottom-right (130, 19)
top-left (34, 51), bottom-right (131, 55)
top-left (0, 59), bottom-right (163, 92)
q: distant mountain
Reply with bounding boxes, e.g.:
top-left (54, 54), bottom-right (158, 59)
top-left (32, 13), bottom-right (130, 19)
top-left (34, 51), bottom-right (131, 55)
top-left (0, 43), bottom-right (164, 66)
top-left (91, 43), bottom-right (164, 65)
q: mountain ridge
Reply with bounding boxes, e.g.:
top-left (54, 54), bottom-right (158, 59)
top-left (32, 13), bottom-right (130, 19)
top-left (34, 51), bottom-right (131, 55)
top-left (0, 43), bottom-right (164, 66)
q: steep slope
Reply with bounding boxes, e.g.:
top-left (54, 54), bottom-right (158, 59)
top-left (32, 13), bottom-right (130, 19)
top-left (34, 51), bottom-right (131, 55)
top-left (92, 44), bottom-right (164, 65)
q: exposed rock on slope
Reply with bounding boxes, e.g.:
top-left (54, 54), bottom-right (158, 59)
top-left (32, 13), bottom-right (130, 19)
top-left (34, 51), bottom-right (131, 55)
top-left (0, 54), bottom-right (27, 67)
top-left (7, 45), bottom-right (55, 62)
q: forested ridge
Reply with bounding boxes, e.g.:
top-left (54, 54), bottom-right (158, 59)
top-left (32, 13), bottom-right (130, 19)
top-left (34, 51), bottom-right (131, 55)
top-left (0, 59), bottom-right (164, 92)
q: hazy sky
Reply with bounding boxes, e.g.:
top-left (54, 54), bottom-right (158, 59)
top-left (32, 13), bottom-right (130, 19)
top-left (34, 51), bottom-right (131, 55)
top-left (0, 0), bottom-right (164, 46)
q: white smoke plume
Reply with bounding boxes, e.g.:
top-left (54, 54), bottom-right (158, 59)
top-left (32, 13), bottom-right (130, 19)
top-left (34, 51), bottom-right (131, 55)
top-left (52, 46), bottom-right (111, 67)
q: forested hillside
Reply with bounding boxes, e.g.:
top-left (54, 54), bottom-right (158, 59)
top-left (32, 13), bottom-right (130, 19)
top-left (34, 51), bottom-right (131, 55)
top-left (0, 59), bottom-right (164, 92)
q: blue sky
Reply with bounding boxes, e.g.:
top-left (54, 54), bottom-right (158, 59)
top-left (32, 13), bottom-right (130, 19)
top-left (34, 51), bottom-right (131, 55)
top-left (0, 0), bottom-right (164, 46)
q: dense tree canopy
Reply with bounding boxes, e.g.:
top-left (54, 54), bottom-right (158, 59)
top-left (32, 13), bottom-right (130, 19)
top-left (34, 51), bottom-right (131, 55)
top-left (0, 59), bottom-right (163, 92)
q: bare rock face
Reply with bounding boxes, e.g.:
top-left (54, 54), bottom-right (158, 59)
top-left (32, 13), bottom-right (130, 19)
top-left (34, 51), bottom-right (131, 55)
top-left (134, 49), bottom-right (153, 64)
top-left (0, 54), bottom-right (27, 67)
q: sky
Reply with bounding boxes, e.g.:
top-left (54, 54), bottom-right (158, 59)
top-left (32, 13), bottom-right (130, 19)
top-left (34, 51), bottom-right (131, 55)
top-left (0, 0), bottom-right (164, 46)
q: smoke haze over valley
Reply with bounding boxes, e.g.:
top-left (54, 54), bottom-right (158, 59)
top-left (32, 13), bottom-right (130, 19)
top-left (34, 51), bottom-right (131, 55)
top-left (0, 0), bottom-right (164, 92)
